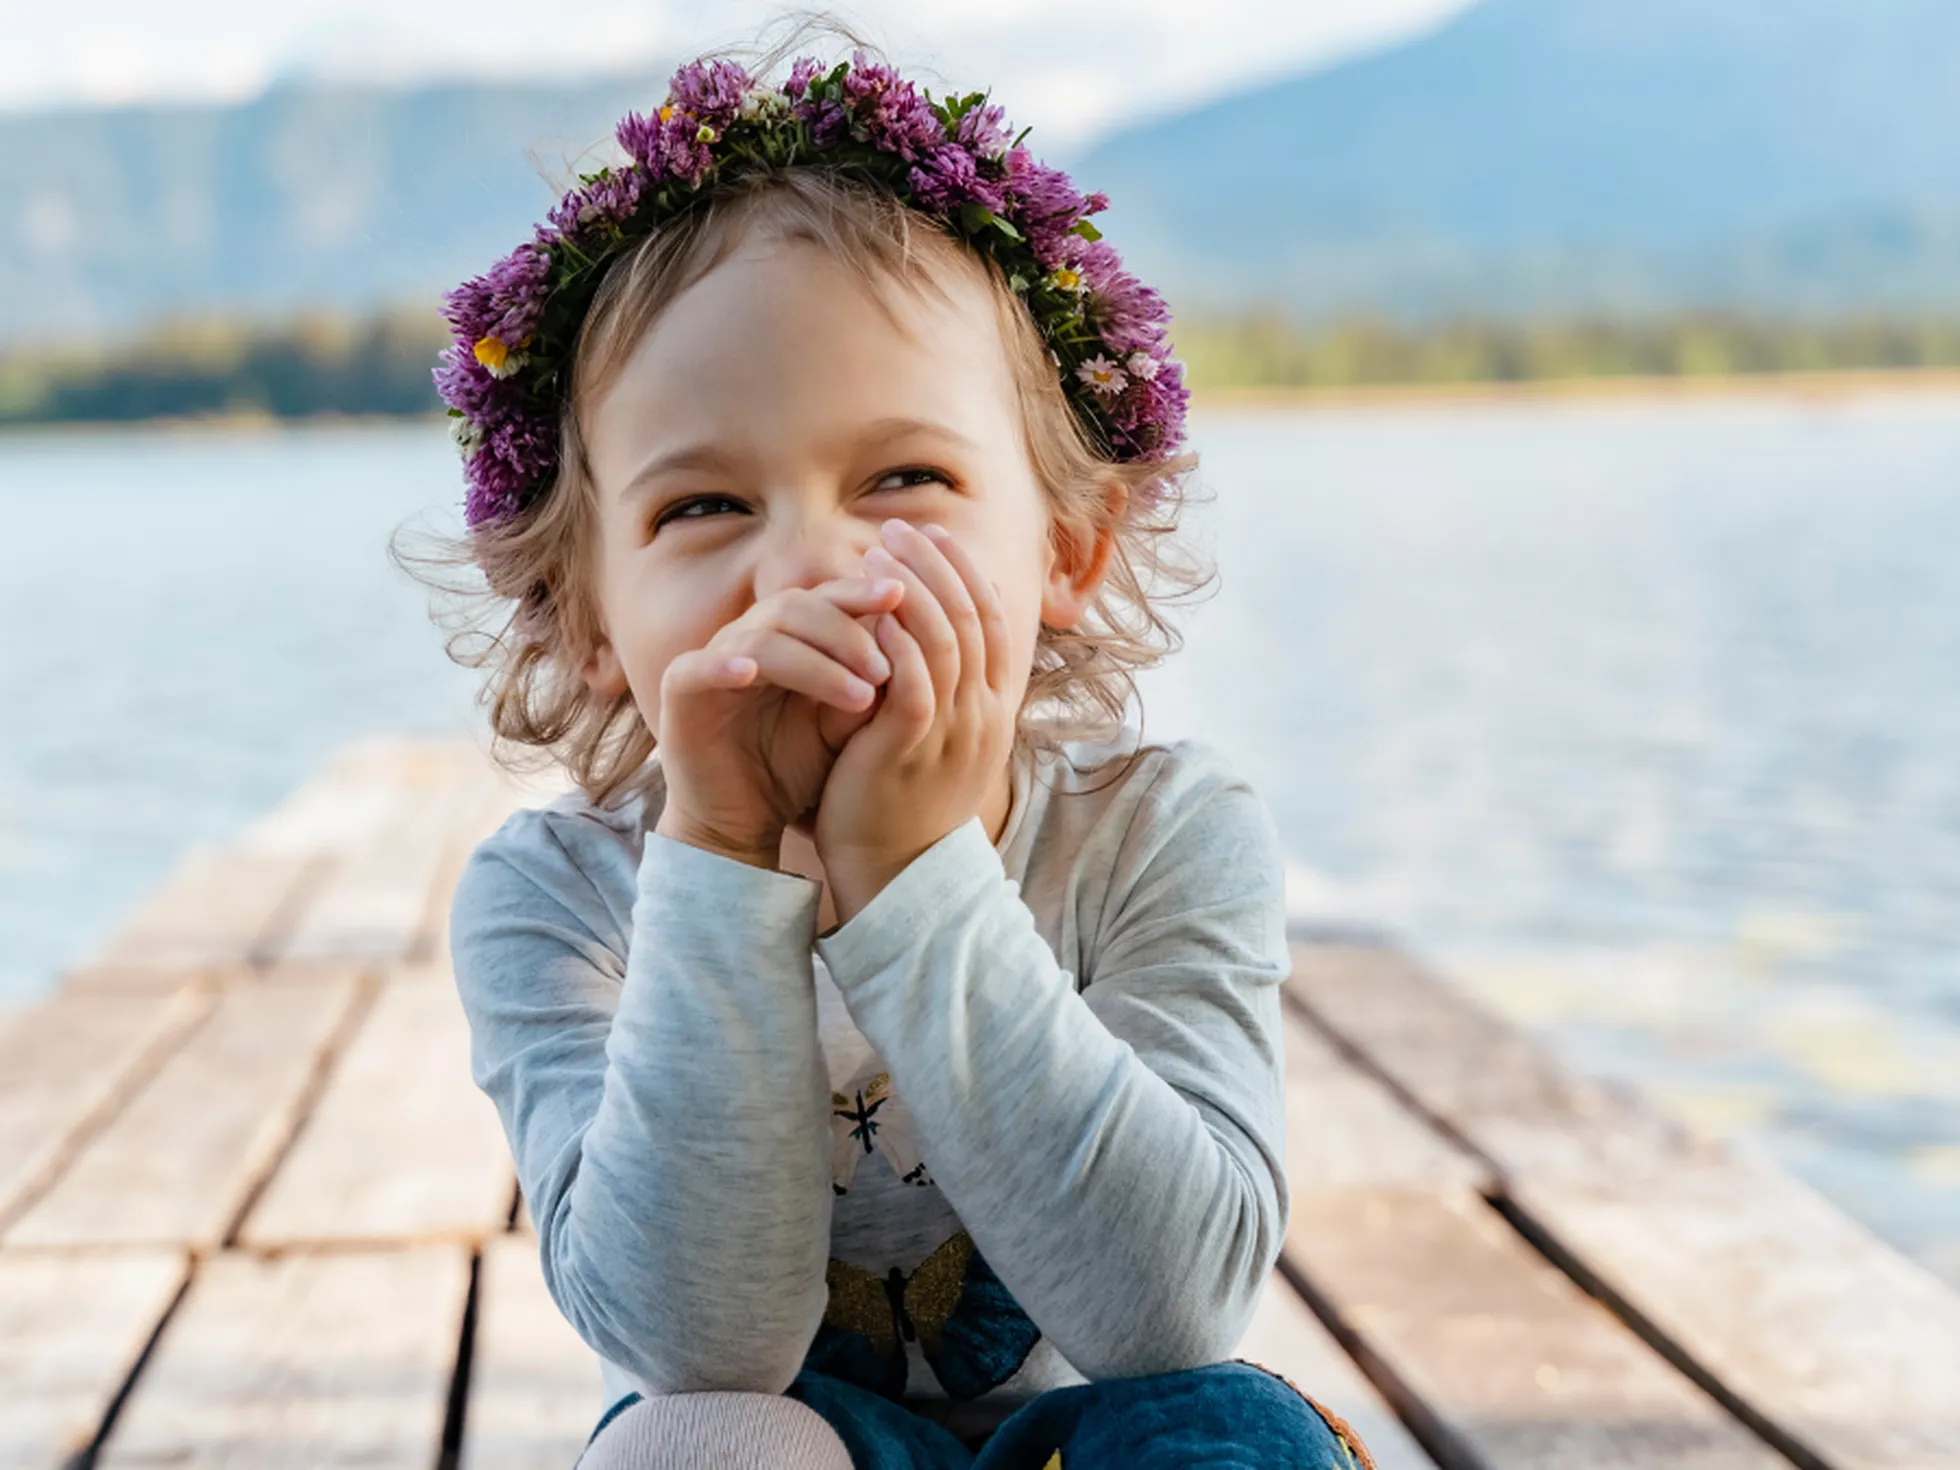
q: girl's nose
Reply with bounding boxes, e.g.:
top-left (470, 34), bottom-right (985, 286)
top-left (752, 523), bottom-right (881, 601)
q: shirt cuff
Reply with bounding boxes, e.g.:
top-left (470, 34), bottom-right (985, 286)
top-left (638, 829), bottom-right (824, 937)
top-left (814, 816), bottom-right (1003, 992)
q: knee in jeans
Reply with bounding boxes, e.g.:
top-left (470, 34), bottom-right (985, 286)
top-left (577, 1389), bottom-right (853, 1470)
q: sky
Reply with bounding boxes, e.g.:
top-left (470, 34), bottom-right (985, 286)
top-left (0, 0), bottom-right (1478, 150)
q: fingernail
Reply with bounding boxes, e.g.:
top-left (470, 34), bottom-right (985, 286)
top-left (881, 518), bottom-right (909, 545)
top-left (869, 577), bottom-right (902, 596)
top-left (921, 522), bottom-right (949, 542)
top-left (867, 651), bottom-right (891, 680)
top-left (865, 545), bottom-right (899, 570)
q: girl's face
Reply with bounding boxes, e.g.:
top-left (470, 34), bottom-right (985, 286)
top-left (576, 231), bottom-right (1112, 746)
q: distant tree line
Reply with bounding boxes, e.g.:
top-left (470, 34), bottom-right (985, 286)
top-left (1178, 312), bottom-right (1960, 390)
top-left (4, 308), bottom-right (1960, 427)
top-left (0, 311), bottom-right (451, 425)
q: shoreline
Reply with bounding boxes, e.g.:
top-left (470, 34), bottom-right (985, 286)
top-left (4, 367), bottom-right (1960, 441)
top-left (1189, 365), bottom-right (1960, 412)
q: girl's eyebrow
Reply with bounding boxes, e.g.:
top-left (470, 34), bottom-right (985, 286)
top-left (620, 444), bottom-right (738, 506)
top-left (618, 416), bottom-right (981, 506)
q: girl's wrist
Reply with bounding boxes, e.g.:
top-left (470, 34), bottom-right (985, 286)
top-left (654, 808), bottom-right (781, 870)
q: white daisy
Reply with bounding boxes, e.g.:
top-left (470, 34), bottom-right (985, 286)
top-left (449, 415), bottom-right (484, 457)
top-left (1076, 354), bottom-right (1129, 396)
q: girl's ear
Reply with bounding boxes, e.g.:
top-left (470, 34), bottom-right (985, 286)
top-left (1041, 479), bottom-right (1128, 631)
top-left (579, 631), bottom-right (629, 701)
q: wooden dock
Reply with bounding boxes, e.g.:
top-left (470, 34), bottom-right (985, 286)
top-left (2, 736), bottom-right (1957, 1469)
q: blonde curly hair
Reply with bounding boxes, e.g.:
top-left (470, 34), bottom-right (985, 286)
top-left (396, 55), bottom-right (1214, 811)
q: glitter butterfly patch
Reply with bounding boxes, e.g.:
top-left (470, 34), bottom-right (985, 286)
top-left (804, 1229), bottom-right (1043, 1401)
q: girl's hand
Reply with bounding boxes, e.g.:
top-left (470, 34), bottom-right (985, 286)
top-left (814, 519), bottom-right (1017, 914)
top-left (654, 575), bottom-right (905, 867)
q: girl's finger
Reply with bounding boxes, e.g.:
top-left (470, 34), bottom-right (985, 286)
top-left (886, 520), bottom-right (985, 703)
top-left (871, 609), bottom-right (934, 743)
top-left (865, 535), bottom-right (959, 708)
top-left (712, 626), bottom-right (879, 712)
top-left (915, 522), bottom-right (1010, 695)
top-left (764, 584), bottom-right (898, 687)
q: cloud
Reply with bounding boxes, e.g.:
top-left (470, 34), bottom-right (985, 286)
top-left (0, 0), bottom-right (1476, 147)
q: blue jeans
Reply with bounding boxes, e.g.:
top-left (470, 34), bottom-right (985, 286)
top-left (582, 1360), bottom-right (1375, 1469)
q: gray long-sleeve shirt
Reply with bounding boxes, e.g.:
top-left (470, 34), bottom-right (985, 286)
top-left (448, 724), bottom-right (1293, 1441)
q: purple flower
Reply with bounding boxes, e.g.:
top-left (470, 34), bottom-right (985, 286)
top-left (655, 109), bottom-right (716, 185)
top-left (432, 344), bottom-right (509, 421)
top-left (463, 414), bottom-right (557, 529)
top-left (794, 96), bottom-right (851, 149)
top-left (784, 56), bottom-right (822, 101)
top-left (616, 105), bottom-right (716, 186)
top-left (838, 49), bottom-right (946, 162)
top-left (440, 242), bottom-right (552, 349)
top-left (954, 100), bottom-right (1010, 161)
top-left (907, 143), bottom-right (1005, 214)
top-left (616, 110), bottom-right (663, 172)
top-left (667, 58), bottom-right (755, 128)
top-left (1103, 363), bottom-right (1189, 461)
top-left (1074, 241), bottom-right (1173, 358)
top-left (1001, 149), bottom-right (1092, 269)
top-left (546, 167), bottom-right (645, 239)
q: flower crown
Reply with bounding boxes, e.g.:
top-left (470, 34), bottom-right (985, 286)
top-left (435, 51), bottom-right (1190, 531)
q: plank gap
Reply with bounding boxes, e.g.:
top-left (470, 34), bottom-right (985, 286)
top-left (1486, 1191), bottom-right (1831, 1470)
top-left (1274, 1248), bottom-right (1486, 1470)
top-left (1281, 986), bottom-right (1500, 1179)
top-left (435, 1248), bottom-right (483, 1470)
top-left (1295, 978), bottom-right (1823, 1467)
top-left (0, 989), bottom-right (217, 1237)
top-left (245, 852), bottom-right (340, 971)
top-left (64, 1258), bottom-right (198, 1470)
top-left (215, 969), bottom-right (382, 1250)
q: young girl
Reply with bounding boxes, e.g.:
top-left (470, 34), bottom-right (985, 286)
top-left (434, 29), bottom-right (1376, 1470)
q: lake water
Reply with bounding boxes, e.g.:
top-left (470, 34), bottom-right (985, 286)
top-left (2, 397), bottom-right (1957, 1284)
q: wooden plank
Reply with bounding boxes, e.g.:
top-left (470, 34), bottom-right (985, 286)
top-left (94, 1245), bottom-right (470, 1470)
top-left (462, 1235), bottom-right (606, 1470)
top-left (58, 960), bottom-right (250, 998)
top-left (1282, 1010), bottom-right (1491, 1195)
top-left (237, 963), bottom-right (513, 1248)
top-left (1233, 1271), bottom-right (1439, 1470)
top-left (232, 737), bottom-right (470, 857)
top-left (1284, 942), bottom-right (1696, 1184)
top-left (1285, 1187), bottom-right (1786, 1470)
top-left (1508, 1164), bottom-right (1960, 1470)
top-left (0, 1248), bottom-right (186, 1470)
top-left (5, 972), bottom-right (368, 1251)
top-left (0, 986), bottom-right (213, 1231)
top-left (72, 844), bottom-right (323, 977)
top-left (273, 752), bottom-right (492, 967)
top-left (1288, 941), bottom-right (1960, 1470)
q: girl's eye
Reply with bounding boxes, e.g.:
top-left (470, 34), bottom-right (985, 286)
top-left (651, 469), bottom-right (950, 531)
top-left (653, 494), bottom-right (743, 529)
top-left (877, 467), bottom-right (952, 493)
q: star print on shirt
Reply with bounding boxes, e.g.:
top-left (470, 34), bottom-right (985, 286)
top-left (830, 1069), bottom-right (933, 1195)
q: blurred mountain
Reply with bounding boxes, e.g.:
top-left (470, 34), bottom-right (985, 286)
top-left (4, 0), bottom-right (1959, 340)
top-left (1081, 0), bottom-right (1960, 320)
top-left (0, 73), bottom-right (665, 341)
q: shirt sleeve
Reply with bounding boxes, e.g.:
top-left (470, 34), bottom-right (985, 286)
top-left (812, 743), bottom-right (1293, 1380)
top-left (448, 812), bottom-right (834, 1395)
